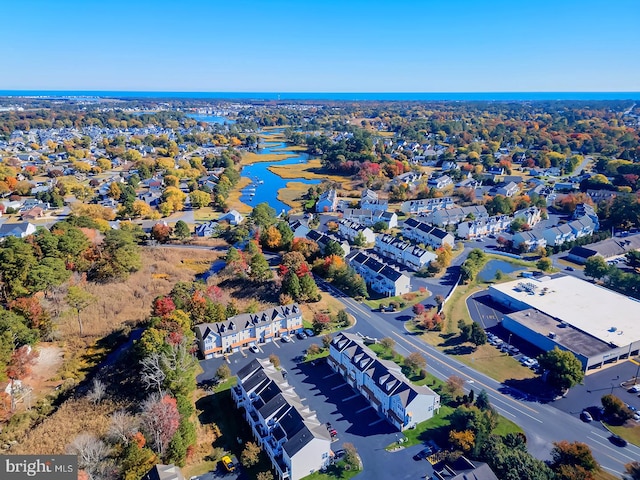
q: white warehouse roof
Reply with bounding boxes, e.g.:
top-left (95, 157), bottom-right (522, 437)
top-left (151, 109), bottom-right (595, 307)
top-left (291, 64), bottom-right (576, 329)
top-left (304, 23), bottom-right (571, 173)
top-left (489, 275), bottom-right (640, 348)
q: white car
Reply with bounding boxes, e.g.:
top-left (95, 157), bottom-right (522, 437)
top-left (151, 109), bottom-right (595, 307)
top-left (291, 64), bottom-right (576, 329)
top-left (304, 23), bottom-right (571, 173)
top-left (281, 334), bottom-right (292, 343)
top-left (629, 385), bottom-right (640, 393)
top-left (249, 345), bottom-right (260, 354)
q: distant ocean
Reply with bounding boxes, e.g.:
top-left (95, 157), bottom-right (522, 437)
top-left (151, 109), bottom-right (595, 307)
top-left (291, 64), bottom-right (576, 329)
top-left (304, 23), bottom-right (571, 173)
top-left (0, 91), bottom-right (639, 101)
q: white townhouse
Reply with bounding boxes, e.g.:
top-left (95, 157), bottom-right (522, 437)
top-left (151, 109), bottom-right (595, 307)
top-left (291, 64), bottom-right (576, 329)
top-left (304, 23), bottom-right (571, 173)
top-left (360, 189), bottom-right (389, 212)
top-left (543, 215), bottom-right (596, 248)
top-left (328, 333), bottom-right (440, 430)
top-left (346, 250), bottom-right (411, 296)
top-left (337, 218), bottom-right (376, 244)
top-left (219, 209), bottom-right (244, 225)
top-left (374, 233), bottom-right (437, 270)
top-left (573, 203), bottom-right (599, 231)
top-left (422, 205), bottom-right (488, 227)
top-left (400, 196), bottom-right (455, 214)
top-left (389, 171), bottom-right (423, 191)
top-left (513, 206), bottom-right (542, 228)
top-left (195, 304), bottom-right (303, 358)
top-left (402, 218), bottom-right (455, 249)
top-left (289, 219), bottom-right (310, 239)
top-left (232, 359), bottom-right (332, 480)
top-left (316, 189), bottom-right (338, 212)
top-left (343, 208), bottom-right (397, 229)
top-left (512, 231), bottom-right (547, 252)
top-left (457, 215), bottom-right (511, 239)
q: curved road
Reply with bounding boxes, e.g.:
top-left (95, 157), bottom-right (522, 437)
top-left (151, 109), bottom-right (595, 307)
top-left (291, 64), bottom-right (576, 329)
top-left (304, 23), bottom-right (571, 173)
top-left (317, 279), bottom-right (640, 477)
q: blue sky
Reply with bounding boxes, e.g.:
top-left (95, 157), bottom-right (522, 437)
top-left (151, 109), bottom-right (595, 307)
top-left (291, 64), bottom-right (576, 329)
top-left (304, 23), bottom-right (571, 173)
top-left (2, 0), bottom-right (639, 92)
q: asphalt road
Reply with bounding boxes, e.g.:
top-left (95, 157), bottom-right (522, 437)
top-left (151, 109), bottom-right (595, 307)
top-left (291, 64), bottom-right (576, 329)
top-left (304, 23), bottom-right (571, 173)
top-left (316, 280), bottom-right (640, 477)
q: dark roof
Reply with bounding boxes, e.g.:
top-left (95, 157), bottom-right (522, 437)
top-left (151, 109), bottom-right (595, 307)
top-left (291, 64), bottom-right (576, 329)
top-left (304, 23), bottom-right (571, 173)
top-left (381, 265), bottom-right (402, 281)
top-left (568, 246), bottom-right (597, 259)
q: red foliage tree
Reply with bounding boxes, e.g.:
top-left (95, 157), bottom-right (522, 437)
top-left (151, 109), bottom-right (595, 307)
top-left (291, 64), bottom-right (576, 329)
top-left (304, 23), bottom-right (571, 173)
top-left (141, 394), bottom-right (180, 455)
top-left (413, 303), bottom-right (425, 316)
top-left (153, 296), bottom-right (176, 318)
top-left (151, 223), bottom-right (173, 243)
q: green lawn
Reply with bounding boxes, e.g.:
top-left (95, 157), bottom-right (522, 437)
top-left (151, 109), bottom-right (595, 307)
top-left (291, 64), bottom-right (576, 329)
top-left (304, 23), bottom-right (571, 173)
top-left (605, 422), bottom-right (640, 447)
top-left (363, 289), bottom-right (430, 311)
top-left (300, 461), bottom-right (360, 480)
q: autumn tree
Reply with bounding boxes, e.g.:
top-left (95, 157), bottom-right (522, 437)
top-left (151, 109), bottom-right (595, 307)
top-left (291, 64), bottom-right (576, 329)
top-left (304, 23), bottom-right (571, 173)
top-left (257, 472), bottom-right (274, 480)
top-left (241, 441), bottom-right (262, 467)
top-left (625, 462), bottom-right (640, 480)
top-left (189, 190), bottom-right (211, 209)
top-left (343, 442), bottom-right (360, 470)
top-left (261, 225), bottom-right (282, 249)
top-left (141, 393), bottom-right (181, 456)
top-left (269, 354), bottom-right (281, 368)
top-left (601, 393), bottom-right (633, 423)
top-left (151, 223), bottom-right (173, 243)
top-left (7, 345), bottom-right (39, 411)
top-left (404, 352), bottom-right (427, 375)
top-left (449, 430), bottom-right (475, 453)
top-left (380, 337), bottom-right (396, 351)
top-left (216, 363), bottom-right (231, 381)
top-left (67, 433), bottom-right (111, 480)
top-left (108, 410), bottom-right (139, 444)
top-left (550, 441), bottom-right (599, 480)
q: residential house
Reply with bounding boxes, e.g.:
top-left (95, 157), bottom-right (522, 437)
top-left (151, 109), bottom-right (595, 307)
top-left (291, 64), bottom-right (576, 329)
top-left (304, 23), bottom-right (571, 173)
top-left (402, 218), bottom-right (454, 248)
top-left (543, 215), bottom-right (595, 247)
top-left (513, 206), bottom-right (542, 227)
top-left (328, 332), bottom-right (440, 430)
top-left (194, 221), bottom-right (218, 237)
top-left (400, 197), bottom-right (455, 215)
top-left (337, 219), bottom-right (376, 244)
top-left (342, 208), bottom-right (398, 229)
top-left (306, 230), bottom-right (351, 256)
top-left (289, 219), bottom-right (310, 239)
top-left (360, 198), bottom-right (389, 212)
top-left (422, 205), bottom-right (488, 227)
top-left (20, 206), bottom-right (45, 221)
top-left (195, 304), bottom-right (303, 358)
top-left (573, 203), bottom-right (599, 231)
top-left (512, 231), bottom-right (547, 252)
top-left (496, 181), bottom-right (520, 198)
top-left (346, 250), bottom-right (411, 296)
top-left (456, 215), bottom-right (511, 239)
top-left (0, 222), bottom-right (37, 239)
top-left (316, 189), bottom-right (338, 213)
top-left (486, 166), bottom-right (505, 176)
top-left (361, 188), bottom-right (378, 203)
top-left (231, 359), bottom-right (332, 480)
top-left (374, 234), bottom-right (437, 270)
top-left (586, 189), bottom-right (617, 203)
top-left (219, 209), bottom-right (244, 225)
top-left (441, 160), bottom-right (458, 171)
top-left (389, 171), bottom-right (423, 191)
top-left (142, 465), bottom-right (185, 480)
top-left (432, 456), bottom-right (499, 480)
top-left (427, 175), bottom-right (453, 190)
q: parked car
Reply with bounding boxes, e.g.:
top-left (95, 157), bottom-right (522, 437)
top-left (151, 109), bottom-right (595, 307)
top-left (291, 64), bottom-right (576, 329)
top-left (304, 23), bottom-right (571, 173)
top-left (629, 385), bottom-right (640, 393)
top-left (626, 403), bottom-right (637, 412)
top-left (221, 455), bottom-right (236, 472)
top-left (333, 449), bottom-right (345, 459)
top-left (304, 329), bottom-right (315, 337)
top-left (281, 334), bottom-right (292, 343)
top-left (581, 410), bottom-right (593, 422)
top-left (297, 332), bottom-right (307, 340)
top-left (565, 266), bottom-right (574, 271)
top-left (249, 345), bottom-right (260, 354)
top-left (329, 429), bottom-right (338, 437)
top-left (633, 412), bottom-right (640, 421)
top-left (413, 447), bottom-right (433, 461)
top-left (326, 422), bottom-right (332, 430)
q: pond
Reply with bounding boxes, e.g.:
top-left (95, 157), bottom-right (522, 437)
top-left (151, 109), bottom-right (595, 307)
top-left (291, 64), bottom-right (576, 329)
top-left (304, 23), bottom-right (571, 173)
top-left (196, 259), bottom-right (226, 282)
top-left (478, 259), bottom-right (524, 282)
top-left (186, 113), bottom-right (236, 124)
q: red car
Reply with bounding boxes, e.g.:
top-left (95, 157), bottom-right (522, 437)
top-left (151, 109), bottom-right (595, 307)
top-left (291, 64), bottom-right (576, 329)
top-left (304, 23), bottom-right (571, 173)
top-left (329, 429), bottom-right (337, 437)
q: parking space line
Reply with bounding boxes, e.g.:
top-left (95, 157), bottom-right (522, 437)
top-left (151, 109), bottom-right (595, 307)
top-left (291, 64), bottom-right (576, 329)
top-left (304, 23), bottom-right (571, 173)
top-left (342, 394), bottom-right (360, 402)
top-left (323, 373), bottom-right (338, 379)
top-left (272, 340), bottom-right (281, 348)
top-left (368, 418), bottom-right (385, 426)
top-left (331, 383), bottom-right (349, 391)
top-left (356, 405), bottom-right (374, 414)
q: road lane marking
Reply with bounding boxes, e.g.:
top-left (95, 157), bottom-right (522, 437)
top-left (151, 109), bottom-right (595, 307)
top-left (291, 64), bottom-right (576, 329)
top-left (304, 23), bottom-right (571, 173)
top-left (587, 436), bottom-right (639, 462)
top-left (390, 331), bottom-right (542, 418)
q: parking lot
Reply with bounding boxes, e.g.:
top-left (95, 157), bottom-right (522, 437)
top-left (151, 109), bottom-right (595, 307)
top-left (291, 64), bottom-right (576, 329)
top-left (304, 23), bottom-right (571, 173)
top-left (197, 333), bottom-right (437, 480)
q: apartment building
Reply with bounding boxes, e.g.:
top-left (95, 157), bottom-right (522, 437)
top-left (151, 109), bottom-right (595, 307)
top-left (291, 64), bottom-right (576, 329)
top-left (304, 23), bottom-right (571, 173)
top-left (374, 233), bottom-right (437, 270)
top-left (422, 205), bottom-right (488, 227)
top-left (232, 359), bottom-right (332, 480)
top-left (456, 215), bottom-right (511, 239)
top-left (195, 304), bottom-right (303, 358)
top-left (400, 196), bottom-right (455, 214)
top-left (402, 218), bottom-right (455, 249)
top-left (346, 250), bottom-right (411, 296)
top-left (337, 218), bottom-right (376, 244)
top-left (328, 333), bottom-right (440, 430)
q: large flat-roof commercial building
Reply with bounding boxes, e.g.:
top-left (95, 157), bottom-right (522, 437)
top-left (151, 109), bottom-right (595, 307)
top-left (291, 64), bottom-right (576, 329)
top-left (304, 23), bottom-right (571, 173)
top-left (489, 275), bottom-right (640, 371)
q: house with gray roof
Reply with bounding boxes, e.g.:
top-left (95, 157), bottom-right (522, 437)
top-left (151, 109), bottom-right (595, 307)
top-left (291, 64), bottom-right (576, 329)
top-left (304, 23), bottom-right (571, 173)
top-left (142, 464), bottom-right (185, 480)
top-left (232, 358), bottom-right (332, 480)
top-left (402, 218), bottom-right (454, 248)
top-left (346, 250), bottom-right (410, 296)
top-left (337, 218), bottom-right (376, 244)
top-left (422, 205), bottom-right (488, 227)
top-left (195, 304), bottom-right (303, 358)
top-left (374, 233), bottom-right (436, 270)
top-left (328, 332), bottom-right (440, 430)
top-left (0, 222), bottom-right (37, 239)
top-left (306, 230), bottom-right (350, 256)
top-left (400, 196), bottom-right (455, 215)
top-left (315, 189), bottom-right (337, 212)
